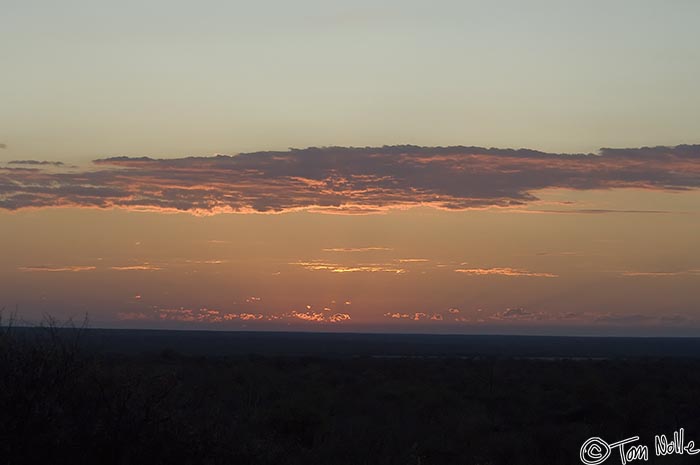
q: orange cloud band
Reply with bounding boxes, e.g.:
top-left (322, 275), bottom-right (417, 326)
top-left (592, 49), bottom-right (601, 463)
top-left (2, 145), bottom-right (700, 215)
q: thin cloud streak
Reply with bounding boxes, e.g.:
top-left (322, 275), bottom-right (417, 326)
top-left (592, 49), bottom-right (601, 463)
top-left (620, 270), bottom-right (700, 277)
top-left (322, 247), bottom-right (393, 252)
top-left (524, 209), bottom-right (675, 215)
top-left (8, 160), bottom-right (64, 166)
top-left (110, 264), bottom-right (163, 271)
top-left (18, 265), bottom-right (97, 273)
top-left (454, 267), bottom-right (558, 278)
top-left (291, 261), bottom-right (406, 274)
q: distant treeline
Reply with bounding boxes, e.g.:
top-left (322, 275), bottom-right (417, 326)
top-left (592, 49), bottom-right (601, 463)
top-left (14, 326), bottom-right (700, 359)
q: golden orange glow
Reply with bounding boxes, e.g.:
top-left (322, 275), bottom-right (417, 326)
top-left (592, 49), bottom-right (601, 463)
top-left (2, 164), bottom-right (700, 335)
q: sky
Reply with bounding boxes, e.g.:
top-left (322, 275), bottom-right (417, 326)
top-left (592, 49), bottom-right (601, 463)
top-left (1, 1), bottom-right (700, 335)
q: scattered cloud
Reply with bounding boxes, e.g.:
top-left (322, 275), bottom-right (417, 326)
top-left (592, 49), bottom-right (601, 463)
top-left (155, 307), bottom-right (227, 322)
top-left (118, 306), bottom-right (352, 324)
top-left (384, 313), bottom-right (410, 319)
top-left (2, 144), bottom-right (700, 214)
top-left (236, 313), bottom-right (265, 321)
top-left (381, 306), bottom-right (698, 327)
top-left (454, 267), bottom-right (557, 278)
top-left (122, 304), bottom-right (698, 327)
top-left (383, 311), bottom-right (448, 321)
top-left (284, 310), bottom-right (352, 323)
top-left (329, 313), bottom-right (351, 322)
top-left (490, 307), bottom-right (539, 320)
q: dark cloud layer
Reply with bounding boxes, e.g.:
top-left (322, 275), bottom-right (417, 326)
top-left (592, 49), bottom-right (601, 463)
top-left (1, 145), bottom-right (700, 214)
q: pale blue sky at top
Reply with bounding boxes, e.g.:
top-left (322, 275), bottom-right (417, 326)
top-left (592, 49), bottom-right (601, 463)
top-left (1, 0), bottom-right (699, 162)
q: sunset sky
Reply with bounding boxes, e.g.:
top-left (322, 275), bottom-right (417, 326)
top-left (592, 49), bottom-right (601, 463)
top-left (2, 0), bottom-right (700, 335)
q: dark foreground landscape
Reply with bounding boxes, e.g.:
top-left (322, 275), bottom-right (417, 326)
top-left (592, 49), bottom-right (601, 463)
top-left (4, 326), bottom-right (700, 464)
